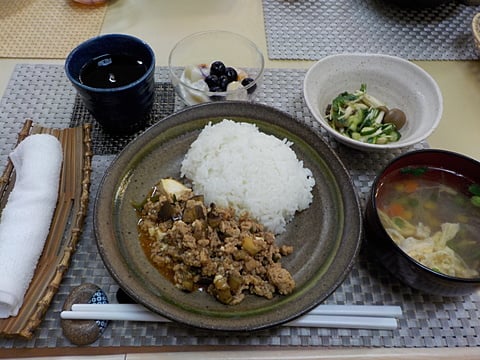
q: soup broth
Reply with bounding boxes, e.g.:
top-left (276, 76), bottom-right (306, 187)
top-left (376, 166), bottom-right (480, 278)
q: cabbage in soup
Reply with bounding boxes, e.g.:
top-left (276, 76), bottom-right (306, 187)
top-left (376, 166), bottom-right (480, 279)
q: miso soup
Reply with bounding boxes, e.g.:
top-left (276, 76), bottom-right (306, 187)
top-left (376, 166), bottom-right (480, 279)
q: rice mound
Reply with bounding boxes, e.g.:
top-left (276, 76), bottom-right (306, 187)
top-left (180, 119), bottom-right (315, 234)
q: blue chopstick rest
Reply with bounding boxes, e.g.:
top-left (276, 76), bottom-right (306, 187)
top-left (88, 288), bottom-right (109, 334)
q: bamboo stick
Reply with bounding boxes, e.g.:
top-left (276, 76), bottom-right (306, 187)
top-left (0, 119), bottom-right (33, 206)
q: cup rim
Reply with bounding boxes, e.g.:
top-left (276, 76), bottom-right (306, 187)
top-left (65, 33), bottom-right (156, 92)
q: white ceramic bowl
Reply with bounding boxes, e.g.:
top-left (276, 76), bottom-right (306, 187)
top-left (168, 31), bottom-right (265, 106)
top-left (303, 53), bottom-right (443, 151)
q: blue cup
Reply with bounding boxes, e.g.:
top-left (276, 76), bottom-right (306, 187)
top-left (65, 34), bottom-right (155, 134)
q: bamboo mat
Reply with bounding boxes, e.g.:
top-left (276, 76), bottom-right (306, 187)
top-left (0, 0), bottom-right (107, 59)
top-left (0, 121), bottom-right (92, 339)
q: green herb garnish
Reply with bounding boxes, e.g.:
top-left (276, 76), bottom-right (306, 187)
top-left (468, 184), bottom-right (480, 207)
top-left (468, 184), bottom-right (480, 196)
top-left (400, 167), bottom-right (428, 177)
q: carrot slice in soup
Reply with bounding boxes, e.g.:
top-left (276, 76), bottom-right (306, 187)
top-left (403, 180), bottom-right (418, 193)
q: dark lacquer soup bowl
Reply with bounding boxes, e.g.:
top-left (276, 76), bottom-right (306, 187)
top-left (365, 149), bottom-right (480, 296)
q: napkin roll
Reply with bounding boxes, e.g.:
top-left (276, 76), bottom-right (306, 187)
top-left (0, 134), bottom-right (63, 318)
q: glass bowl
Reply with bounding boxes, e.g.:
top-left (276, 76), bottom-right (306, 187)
top-left (168, 31), bottom-right (265, 106)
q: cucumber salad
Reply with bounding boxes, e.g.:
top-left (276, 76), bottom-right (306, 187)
top-left (325, 84), bottom-right (407, 145)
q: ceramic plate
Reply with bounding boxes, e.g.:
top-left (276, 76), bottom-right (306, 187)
top-left (94, 101), bottom-right (362, 331)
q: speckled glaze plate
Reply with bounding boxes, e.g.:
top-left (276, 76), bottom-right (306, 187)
top-left (94, 101), bottom-right (363, 332)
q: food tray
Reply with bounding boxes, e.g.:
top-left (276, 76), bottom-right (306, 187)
top-left (0, 64), bottom-right (479, 349)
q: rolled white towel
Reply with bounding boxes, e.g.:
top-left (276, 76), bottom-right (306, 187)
top-left (0, 134), bottom-right (63, 318)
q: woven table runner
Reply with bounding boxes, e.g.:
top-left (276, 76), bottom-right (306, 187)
top-left (0, 0), bottom-right (107, 58)
top-left (0, 64), bottom-right (479, 349)
top-left (262, 0), bottom-right (480, 60)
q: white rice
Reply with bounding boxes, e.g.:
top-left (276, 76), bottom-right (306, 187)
top-left (180, 119), bottom-right (315, 234)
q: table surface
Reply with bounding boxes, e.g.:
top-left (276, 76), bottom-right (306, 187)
top-left (1, 1), bottom-right (480, 359)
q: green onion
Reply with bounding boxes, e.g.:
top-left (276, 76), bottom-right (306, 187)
top-left (325, 84), bottom-right (403, 145)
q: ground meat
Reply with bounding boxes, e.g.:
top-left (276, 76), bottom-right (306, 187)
top-left (137, 180), bottom-right (296, 305)
top-left (267, 263), bottom-right (295, 295)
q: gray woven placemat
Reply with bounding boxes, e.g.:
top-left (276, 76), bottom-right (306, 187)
top-left (262, 0), bottom-right (480, 60)
top-left (0, 64), bottom-right (479, 350)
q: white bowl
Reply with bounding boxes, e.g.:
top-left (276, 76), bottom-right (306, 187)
top-left (303, 53), bottom-right (443, 151)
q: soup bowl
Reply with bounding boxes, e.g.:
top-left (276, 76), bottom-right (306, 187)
top-left (365, 149), bottom-right (480, 296)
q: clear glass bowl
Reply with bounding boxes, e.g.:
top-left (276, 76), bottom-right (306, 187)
top-left (168, 31), bottom-right (265, 106)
